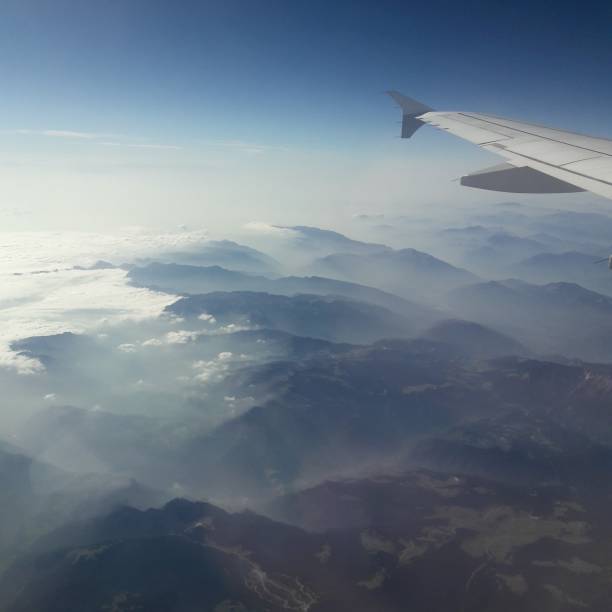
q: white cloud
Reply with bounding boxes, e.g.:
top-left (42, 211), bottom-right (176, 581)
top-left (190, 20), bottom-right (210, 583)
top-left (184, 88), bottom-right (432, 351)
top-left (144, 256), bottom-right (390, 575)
top-left (243, 221), bottom-right (298, 236)
top-left (0, 229), bottom-right (193, 373)
top-left (191, 352), bottom-right (247, 383)
top-left (99, 141), bottom-right (181, 150)
top-left (0, 351), bottom-right (44, 376)
top-left (130, 143), bottom-right (181, 150)
top-left (43, 130), bottom-right (107, 140)
top-left (44, 393), bottom-right (57, 401)
top-left (192, 358), bottom-right (228, 383)
top-left (6, 129), bottom-right (180, 150)
top-left (142, 324), bottom-right (252, 349)
top-left (117, 343), bottom-right (138, 353)
top-left (210, 323), bottom-right (253, 335)
top-left (5, 129), bottom-right (115, 140)
top-left (159, 323), bottom-right (255, 344)
top-left (0, 228), bottom-right (210, 275)
top-left (205, 140), bottom-right (285, 155)
top-left (141, 322), bottom-right (251, 348)
top-left (165, 330), bottom-right (200, 344)
top-left (0, 227), bottom-right (267, 373)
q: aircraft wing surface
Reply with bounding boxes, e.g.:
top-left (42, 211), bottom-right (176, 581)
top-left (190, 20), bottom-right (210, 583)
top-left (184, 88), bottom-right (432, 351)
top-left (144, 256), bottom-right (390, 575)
top-left (388, 91), bottom-right (612, 200)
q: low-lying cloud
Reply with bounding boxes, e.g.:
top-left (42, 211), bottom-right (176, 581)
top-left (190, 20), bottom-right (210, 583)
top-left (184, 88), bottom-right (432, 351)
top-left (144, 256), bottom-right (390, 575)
top-left (0, 229), bottom-right (221, 373)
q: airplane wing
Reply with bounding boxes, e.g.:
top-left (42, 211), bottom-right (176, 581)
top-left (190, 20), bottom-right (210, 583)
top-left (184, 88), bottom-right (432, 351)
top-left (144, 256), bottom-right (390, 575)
top-left (388, 91), bottom-right (612, 200)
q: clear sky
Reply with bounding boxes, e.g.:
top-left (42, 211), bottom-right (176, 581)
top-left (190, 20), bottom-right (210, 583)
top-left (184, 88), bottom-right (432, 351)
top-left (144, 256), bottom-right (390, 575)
top-left (1, 0), bottom-right (611, 232)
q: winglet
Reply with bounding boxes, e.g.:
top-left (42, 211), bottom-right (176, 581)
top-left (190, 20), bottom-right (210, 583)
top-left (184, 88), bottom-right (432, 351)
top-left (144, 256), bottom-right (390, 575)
top-left (386, 91), bottom-right (433, 138)
top-left (387, 91), bottom-right (433, 115)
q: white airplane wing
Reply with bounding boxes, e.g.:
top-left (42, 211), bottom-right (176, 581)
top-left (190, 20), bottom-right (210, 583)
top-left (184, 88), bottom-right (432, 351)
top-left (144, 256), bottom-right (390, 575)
top-left (388, 91), bottom-right (612, 200)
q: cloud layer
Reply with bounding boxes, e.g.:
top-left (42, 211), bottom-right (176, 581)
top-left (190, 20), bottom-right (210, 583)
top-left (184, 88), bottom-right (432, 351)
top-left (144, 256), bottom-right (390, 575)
top-left (0, 228), bottom-right (218, 373)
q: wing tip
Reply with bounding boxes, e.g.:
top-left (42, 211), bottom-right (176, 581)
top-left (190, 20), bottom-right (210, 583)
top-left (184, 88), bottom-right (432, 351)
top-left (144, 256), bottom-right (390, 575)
top-left (387, 91), bottom-right (432, 138)
top-left (386, 91), bottom-right (433, 115)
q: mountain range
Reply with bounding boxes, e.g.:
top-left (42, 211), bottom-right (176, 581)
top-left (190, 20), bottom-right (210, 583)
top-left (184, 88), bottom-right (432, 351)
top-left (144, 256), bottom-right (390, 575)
top-left (4, 219), bottom-right (612, 610)
top-left (128, 262), bottom-right (434, 318)
top-left (310, 248), bottom-right (477, 301)
top-left (166, 291), bottom-right (432, 344)
top-left (3, 470), bottom-right (611, 612)
top-left (448, 279), bottom-right (612, 361)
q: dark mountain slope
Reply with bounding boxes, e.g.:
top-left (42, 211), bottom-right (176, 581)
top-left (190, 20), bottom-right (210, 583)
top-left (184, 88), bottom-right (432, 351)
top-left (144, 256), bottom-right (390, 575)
top-left (166, 291), bottom-right (429, 343)
top-left (422, 319), bottom-right (528, 358)
top-left (5, 477), bottom-right (611, 612)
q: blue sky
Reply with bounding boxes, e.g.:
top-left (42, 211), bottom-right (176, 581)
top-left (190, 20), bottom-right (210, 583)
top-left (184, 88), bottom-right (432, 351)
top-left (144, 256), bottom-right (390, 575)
top-left (1, 0), bottom-right (611, 230)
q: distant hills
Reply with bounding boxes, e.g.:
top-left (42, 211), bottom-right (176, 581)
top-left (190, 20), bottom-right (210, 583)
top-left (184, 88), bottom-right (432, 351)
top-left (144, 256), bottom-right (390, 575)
top-left (461, 232), bottom-right (550, 275)
top-left (533, 211), bottom-right (612, 244)
top-left (6, 216), bottom-right (612, 611)
top-left (278, 225), bottom-right (391, 255)
top-left (511, 251), bottom-right (612, 295)
top-left (448, 279), bottom-right (612, 360)
top-left (166, 291), bottom-right (432, 344)
top-left (310, 248), bottom-right (477, 301)
top-left (139, 239), bottom-right (281, 276)
top-left (128, 262), bottom-right (435, 317)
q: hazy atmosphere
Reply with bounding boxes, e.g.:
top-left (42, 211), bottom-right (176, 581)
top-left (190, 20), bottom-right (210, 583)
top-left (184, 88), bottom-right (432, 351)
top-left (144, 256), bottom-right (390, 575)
top-left (1, 1), bottom-right (612, 611)
top-left (2, 0), bottom-right (611, 231)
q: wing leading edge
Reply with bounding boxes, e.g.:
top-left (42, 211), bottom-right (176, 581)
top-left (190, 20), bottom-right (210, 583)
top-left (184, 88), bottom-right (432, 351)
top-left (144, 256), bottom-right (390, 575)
top-left (387, 91), bottom-right (612, 200)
